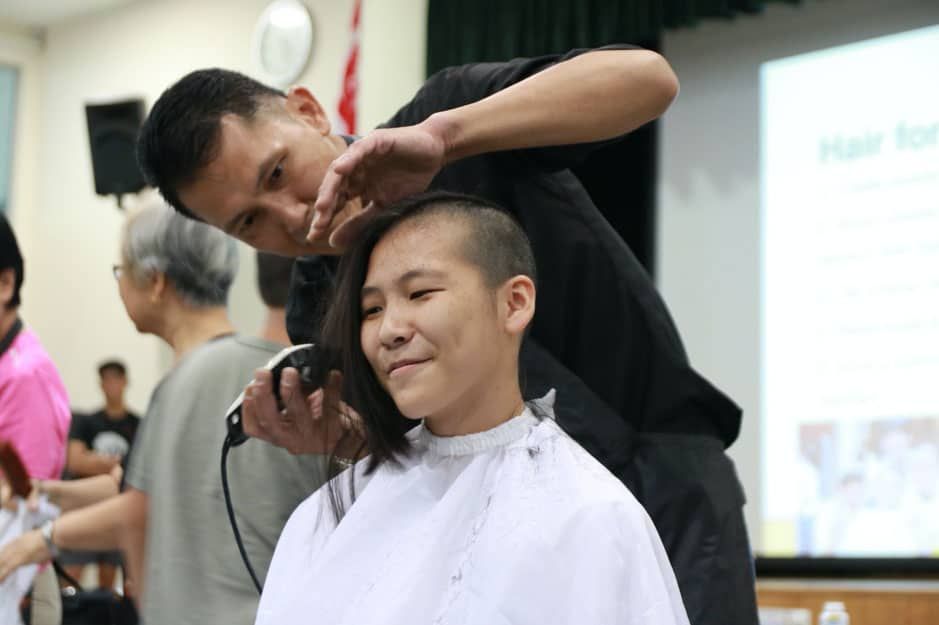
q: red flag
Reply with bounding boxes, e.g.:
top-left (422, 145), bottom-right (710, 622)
top-left (337, 0), bottom-right (362, 135)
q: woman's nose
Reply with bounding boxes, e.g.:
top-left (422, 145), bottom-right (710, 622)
top-left (378, 305), bottom-right (414, 348)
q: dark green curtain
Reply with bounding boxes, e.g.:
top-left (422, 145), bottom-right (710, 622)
top-left (427, 0), bottom-right (803, 75)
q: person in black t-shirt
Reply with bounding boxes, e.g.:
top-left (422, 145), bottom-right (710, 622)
top-left (136, 48), bottom-right (757, 625)
top-left (68, 361), bottom-right (140, 476)
top-left (62, 359), bottom-right (140, 589)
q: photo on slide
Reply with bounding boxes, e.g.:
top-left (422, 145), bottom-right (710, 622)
top-left (792, 417), bottom-right (938, 557)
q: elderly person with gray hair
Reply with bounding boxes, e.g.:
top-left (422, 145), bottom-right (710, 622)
top-left (0, 198), bottom-right (327, 625)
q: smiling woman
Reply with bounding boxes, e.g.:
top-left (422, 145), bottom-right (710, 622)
top-left (253, 191), bottom-right (691, 625)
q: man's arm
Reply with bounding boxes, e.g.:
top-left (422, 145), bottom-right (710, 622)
top-left (66, 439), bottom-right (120, 477)
top-left (311, 48), bottom-right (678, 245)
top-left (433, 48), bottom-right (677, 162)
top-left (33, 470), bottom-right (121, 513)
top-left (0, 489), bottom-right (148, 583)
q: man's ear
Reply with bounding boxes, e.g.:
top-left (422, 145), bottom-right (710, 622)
top-left (502, 275), bottom-right (536, 337)
top-left (284, 86), bottom-right (331, 135)
top-left (0, 268), bottom-right (14, 308)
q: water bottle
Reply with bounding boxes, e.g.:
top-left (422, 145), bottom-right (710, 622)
top-left (818, 601), bottom-right (849, 625)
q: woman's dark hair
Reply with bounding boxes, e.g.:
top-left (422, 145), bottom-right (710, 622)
top-left (0, 213), bottom-right (24, 309)
top-left (321, 190), bottom-right (536, 521)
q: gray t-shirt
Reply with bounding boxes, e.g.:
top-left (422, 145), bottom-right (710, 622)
top-left (126, 335), bottom-right (327, 625)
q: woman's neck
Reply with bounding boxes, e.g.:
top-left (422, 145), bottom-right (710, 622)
top-left (423, 368), bottom-right (525, 438)
top-left (163, 306), bottom-right (235, 362)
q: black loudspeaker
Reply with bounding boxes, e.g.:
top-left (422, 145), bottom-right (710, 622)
top-left (85, 99), bottom-right (147, 204)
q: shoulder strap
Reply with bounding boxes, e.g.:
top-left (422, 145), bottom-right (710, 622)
top-left (52, 559), bottom-right (84, 591)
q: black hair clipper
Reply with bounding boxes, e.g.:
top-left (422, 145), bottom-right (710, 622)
top-left (224, 343), bottom-right (334, 446)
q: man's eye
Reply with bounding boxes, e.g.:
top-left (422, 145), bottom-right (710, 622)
top-left (269, 162), bottom-right (284, 186)
top-left (410, 289), bottom-right (437, 300)
top-left (240, 213), bottom-right (257, 234)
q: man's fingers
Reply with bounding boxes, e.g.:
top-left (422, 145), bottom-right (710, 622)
top-left (344, 160), bottom-right (369, 200)
top-left (108, 465), bottom-right (124, 488)
top-left (310, 137), bottom-right (382, 241)
top-left (240, 393), bottom-right (261, 438)
top-left (250, 370), bottom-right (281, 433)
top-left (330, 146), bottom-right (365, 176)
top-left (329, 203), bottom-right (377, 249)
top-left (319, 371), bottom-right (342, 420)
top-left (281, 368), bottom-right (313, 429)
top-left (0, 484), bottom-right (14, 511)
top-left (332, 134), bottom-right (386, 177)
top-left (279, 367), bottom-right (300, 405)
top-left (323, 370), bottom-right (342, 396)
top-left (310, 170), bottom-right (347, 239)
top-left (309, 388), bottom-right (324, 420)
top-left (339, 401), bottom-right (366, 438)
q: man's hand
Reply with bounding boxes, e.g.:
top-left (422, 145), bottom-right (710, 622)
top-left (241, 369), bottom-right (364, 456)
top-left (0, 477), bottom-right (12, 511)
top-left (309, 119), bottom-right (450, 248)
top-left (109, 464), bottom-right (124, 486)
top-left (2, 478), bottom-right (43, 513)
top-left (0, 529), bottom-right (49, 582)
top-left (18, 479), bottom-right (42, 513)
top-left (67, 440), bottom-right (121, 478)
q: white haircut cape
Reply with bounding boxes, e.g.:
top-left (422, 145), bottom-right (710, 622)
top-left (256, 392), bottom-right (690, 625)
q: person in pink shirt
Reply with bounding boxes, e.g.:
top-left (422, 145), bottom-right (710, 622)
top-left (0, 213), bottom-right (70, 481)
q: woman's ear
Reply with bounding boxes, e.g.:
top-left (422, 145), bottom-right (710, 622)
top-left (502, 275), bottom-right (535, 336)
top-left (285, 86), bottom-right (332, 135)
top-left (148, 272), bottom-right (167, 304)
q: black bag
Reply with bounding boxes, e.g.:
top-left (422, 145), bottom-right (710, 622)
top-left (20, 561), bottom-right (138, 625)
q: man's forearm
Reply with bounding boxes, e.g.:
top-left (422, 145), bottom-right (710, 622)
top-left (428, 49), bottom-right (679, 164)
top-left (39, 474), bottom-right (119, 513)
top-left (121, 502), bottom-right (148, 600)
top-left (67, 449), bottom-right (118, 477)
top-left (53, 489), bottom-right (147, 552)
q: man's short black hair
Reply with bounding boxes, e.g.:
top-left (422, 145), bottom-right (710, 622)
top-left (256, 252), bottom-right (294, 308)
top-left (98, 360), bottom-right (127, 377)
top-left (136, 69), bottom-right (285, 220)
top-left (0, 212), bottom-right (24, 309)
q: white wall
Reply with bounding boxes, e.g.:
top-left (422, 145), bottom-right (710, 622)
top-left (658, 0), bottom-right (939, 553)
top-left (5, 0), bottom-right (427, 414)
top-left (0, 22), bottom-right (42, 307)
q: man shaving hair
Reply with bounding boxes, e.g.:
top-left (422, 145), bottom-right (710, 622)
top-left (138, 45), bottom-right (757, 625)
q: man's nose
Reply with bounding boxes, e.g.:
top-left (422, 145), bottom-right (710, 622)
top-left (274, 196), bottom-right (311, 241)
